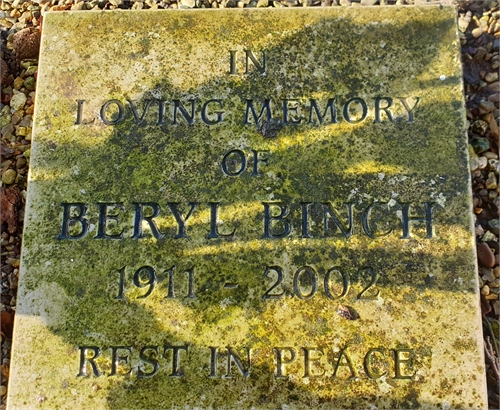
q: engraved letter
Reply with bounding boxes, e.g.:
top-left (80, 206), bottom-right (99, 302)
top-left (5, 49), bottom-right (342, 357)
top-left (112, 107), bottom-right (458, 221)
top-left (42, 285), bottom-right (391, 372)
top-left (201, 99), bottom-right (224, 125)
top-left (173, 99), bottom-right (195, 125)
top-left (363, 348), bottom-right (388, 379)
top-left (332, 348), bottom-right (356, 379)
top-left (167, 202), bottom-right (198, 239)
top-left (392, 348), bottom-right (415, 379)
top-left (263, 202), bottom-right (292, 239)
top-left (96, 203), bottom-right (124, 240)
top-left (244, 99), bottom-right (272, 125)
top-left (300, 202), bottom-right (313, 238)
top-left (398, 97), bottom-right (420, 123)
top-left (342, 98), bottom-right (368, 124)
top-left (138, 346), bottom-right (160, 378)
top-left (77, 346), bottom-right (102, 377)
top-left (58, 203), bottom-right (89, 240)
top-left (374, 97), bottom-right (394, 123)
top-left (164, 344), bottom-right (188, 377)
top-left (251, 149), bottom-right (269, 176)
top-left (322, 202), bottom-right (353, 240)
top-left (225, 347), bottom-right (251, 378)
top-left (229, 50), bottom-right (237, 74)
top-left (282, 99), bottom-right (302, 125)
top-left (157, 100), bottom-right (169, 125)
top-left (128, 99), bottom-right (161, 126)
top-left (110, 346), bottom-right (132, 376)
top-left (229, 50), bottom-right (266, 75)
top-left (362, 202), bottom-right (392, 238)
top-left (274, 347), bottom-right (296, 378)
top-left (100, 99), bottom-right (125, 125)
top-left (400, 202), bottom-right (434, 239)
top-left (221, 149), bottom-right (247, 177)
top-left (302, 347), bottom-right (325, 379)
top-left (245, 50), bottom-right (265, 74)
top-left (131, 202), bottom-right (164, 239)
top-left (308, 98), bottom-right (338, 124)
top-left (209, 346), bottom-right (218, 377)
top-left (75, 99), bottom-right (85, 125)
top-left (208, 202), bottom-right (236, 239)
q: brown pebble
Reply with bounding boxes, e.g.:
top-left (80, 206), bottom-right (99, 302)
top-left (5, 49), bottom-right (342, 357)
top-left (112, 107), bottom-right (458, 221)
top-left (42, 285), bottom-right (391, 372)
top-left (8, 258), bottom-right (19, 268)
top-left (1, 59), bottom-right (9, 85)
top-left (487, 81), bottom-right (500, 92)
top-left (490, 116), bottom-right (499, 138)
top-left (12, 28), bottom-right (40, 61)
top-left (477, 242), bottom-right (495, 267)
top-left (489, 278), bottom-right (500, 288)
top-left (488, 93), bottom-right (500, 103)
top-left (472, 27), bottom-right (482, 38)
top-left (479, 100), bottom-right (495, 114)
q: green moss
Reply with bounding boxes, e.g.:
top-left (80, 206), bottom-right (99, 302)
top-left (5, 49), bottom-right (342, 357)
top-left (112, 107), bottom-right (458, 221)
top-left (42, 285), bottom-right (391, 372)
top-left (9, 6), bottom-right (487, 410)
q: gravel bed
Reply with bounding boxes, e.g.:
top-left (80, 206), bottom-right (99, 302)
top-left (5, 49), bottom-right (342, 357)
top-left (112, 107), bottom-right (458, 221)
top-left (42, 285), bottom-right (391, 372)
top-left (1, 0), bottom-right (499, 408)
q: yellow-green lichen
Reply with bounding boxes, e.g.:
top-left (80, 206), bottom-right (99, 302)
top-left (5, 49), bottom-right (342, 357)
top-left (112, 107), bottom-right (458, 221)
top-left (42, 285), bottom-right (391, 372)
top-left (9, 6), bottom-right (487, 410)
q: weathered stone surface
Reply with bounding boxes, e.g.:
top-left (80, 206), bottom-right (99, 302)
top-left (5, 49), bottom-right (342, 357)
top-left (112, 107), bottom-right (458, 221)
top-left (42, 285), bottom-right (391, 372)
top-left (8, 7), bottom-right (487, 409)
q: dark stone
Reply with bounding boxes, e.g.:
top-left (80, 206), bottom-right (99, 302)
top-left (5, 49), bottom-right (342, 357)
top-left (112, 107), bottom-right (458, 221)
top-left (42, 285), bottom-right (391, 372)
top-left (470, 137), bottom-right (490, 154)
top-left (477, 242), bottom-right (495, 268)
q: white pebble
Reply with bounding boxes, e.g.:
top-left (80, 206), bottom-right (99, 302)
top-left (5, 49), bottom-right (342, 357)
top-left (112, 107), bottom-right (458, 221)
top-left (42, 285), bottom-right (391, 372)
top-left (10, 92), bottom-right (27, 111)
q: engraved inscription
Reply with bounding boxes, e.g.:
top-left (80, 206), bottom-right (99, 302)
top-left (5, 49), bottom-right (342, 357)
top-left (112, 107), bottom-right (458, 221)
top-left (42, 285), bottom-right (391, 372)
top-left (113, 265), bottom-right (197, 300)
top-left (58, 201), bottom-right (435, 240)
top-left (74, 96), bottom-right (420, 127)
top-left (9, 8), bottom-right (485, 410)
top-left (263, 265), bottom-right (380, 301)
top-left (77, 345), bottom-right (416, 381)
top-left (221, 148), bottom-right (269, 177)
top-left (229, 49), bottom-right (266, 75)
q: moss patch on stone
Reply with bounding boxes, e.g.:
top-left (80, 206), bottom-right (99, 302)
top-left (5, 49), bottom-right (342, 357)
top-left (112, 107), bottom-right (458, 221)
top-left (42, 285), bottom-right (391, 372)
top-left (8, 6), bottom-right (487, 410)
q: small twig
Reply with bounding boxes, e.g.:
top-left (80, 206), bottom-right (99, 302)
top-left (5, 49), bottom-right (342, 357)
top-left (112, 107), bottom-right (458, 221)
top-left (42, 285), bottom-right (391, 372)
top-left (483, 317), bottom-right (500, 359)
top-left (484, 337), bottom-right (500, 382)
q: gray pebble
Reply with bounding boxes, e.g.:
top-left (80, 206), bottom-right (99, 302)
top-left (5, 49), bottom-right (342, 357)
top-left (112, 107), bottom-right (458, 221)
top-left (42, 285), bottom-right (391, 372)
top-left (9, 92), bottom-right (26, 111)
top-left (474, 47), bottom-right (487, 60)
top-left (485, 172), bottom-right (498, 189)
top-left (478, 156), bottom-right (488, 169)
top-left (16, 157), bottom-right (26, 168)
top-left (485, 72), bottom-right (499, 83)
top-left (489, 279), bottom-right (500, 288)
top-left (479, 101), bottom-right (495, 114)
top-left (488, 219), bottom-right (499, 235)
top-left (483, 231), bottom-right (497, 242)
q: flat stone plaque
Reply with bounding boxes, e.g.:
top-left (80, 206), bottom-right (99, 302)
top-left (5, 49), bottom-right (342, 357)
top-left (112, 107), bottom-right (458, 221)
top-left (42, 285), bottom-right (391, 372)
top-left (8, 6), bottom-right (487, 409)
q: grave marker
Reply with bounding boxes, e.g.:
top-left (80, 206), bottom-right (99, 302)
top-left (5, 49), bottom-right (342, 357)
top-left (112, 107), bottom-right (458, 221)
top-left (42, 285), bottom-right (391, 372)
top-left (8, 7), bottom-right (487, 409)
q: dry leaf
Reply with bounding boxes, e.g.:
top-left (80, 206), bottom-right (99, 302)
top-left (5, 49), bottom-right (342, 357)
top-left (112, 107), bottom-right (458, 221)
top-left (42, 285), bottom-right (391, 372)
top-left (481, 293), bottom-right (492, 316)
top-left (337, 304), bottom-right (359, 320)
top-left (0, 363), bottom-right (9, 379)
top-left (0, 186), bottom-right (20, 234)
top-left (1, 311), bottom-right (14, 339)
